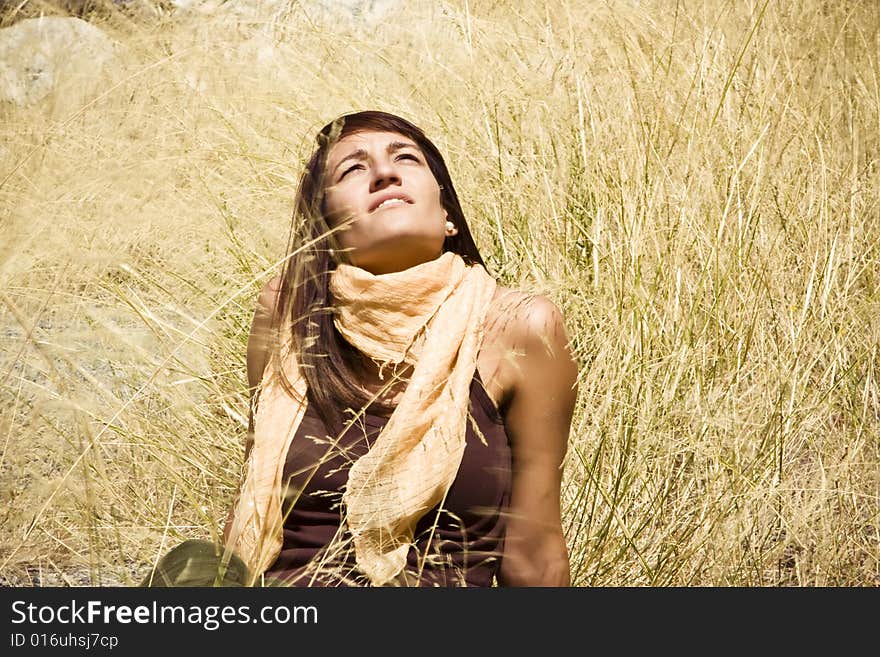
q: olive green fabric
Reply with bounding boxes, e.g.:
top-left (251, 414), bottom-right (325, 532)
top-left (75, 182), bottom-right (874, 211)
top-left (140, 539), bottom-right (251, 587)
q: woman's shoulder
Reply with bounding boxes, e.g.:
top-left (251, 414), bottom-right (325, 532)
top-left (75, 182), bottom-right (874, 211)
top-left (258, 275), bottom-right (284, 309)
top-left (479, 284), bottom-right (572, 413)
top-left (247, 276), bottom-right (285, 392)
top-left (485, 284), bottom-right (567, 341)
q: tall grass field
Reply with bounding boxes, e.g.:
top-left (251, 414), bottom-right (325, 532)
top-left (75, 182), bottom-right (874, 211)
top-left (1, 0), bottom-right (877, 586)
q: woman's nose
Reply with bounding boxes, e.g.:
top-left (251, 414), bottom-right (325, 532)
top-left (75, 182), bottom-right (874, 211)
top-left (369, 157), bottom-right (401, 192)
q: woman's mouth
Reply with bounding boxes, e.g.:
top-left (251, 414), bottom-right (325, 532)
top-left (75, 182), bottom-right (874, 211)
top-left (372, 197), bottom-right (410, 212)
top-left (369, 192), bottom-right (415, 212)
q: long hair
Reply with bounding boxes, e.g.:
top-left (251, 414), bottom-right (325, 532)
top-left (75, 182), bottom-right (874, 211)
top-left (271, 110), bottom-right (487, 435)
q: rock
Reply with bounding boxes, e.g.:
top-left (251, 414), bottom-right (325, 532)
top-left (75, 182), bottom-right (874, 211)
top-left (171, 0), bottom-right (400, 25)
top-left (0, 16), bottom-right (119, 107)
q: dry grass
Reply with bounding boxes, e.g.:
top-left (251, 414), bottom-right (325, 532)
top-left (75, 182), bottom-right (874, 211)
top-left (1, 0), bottom-right (878, 586)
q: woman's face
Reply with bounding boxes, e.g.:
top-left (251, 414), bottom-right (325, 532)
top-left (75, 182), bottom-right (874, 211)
top-left (322, 130), bottom-right (458, 274)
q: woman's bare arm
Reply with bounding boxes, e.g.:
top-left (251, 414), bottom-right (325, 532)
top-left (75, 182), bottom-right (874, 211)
top-left (496, 295), bottom-right (578, 586)
top-left (221, 276), bottom-right (282, 544)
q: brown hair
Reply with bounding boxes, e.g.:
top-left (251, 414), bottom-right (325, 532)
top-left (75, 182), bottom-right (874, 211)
top-left (271, 110), bottom-right (488, 435)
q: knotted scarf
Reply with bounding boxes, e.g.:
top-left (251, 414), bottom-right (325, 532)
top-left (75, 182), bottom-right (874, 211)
top-left (224, 251), bottom-right (498, 585)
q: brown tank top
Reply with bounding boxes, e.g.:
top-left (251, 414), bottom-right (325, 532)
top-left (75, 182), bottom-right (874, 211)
top-left (264, 370), bottom-right (512, 587)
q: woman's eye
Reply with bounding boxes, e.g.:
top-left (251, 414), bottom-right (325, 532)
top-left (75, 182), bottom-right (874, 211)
top-left (397, 153), bottom-right (418, 162)
top-left (340, 164), bottom-right (363, 178)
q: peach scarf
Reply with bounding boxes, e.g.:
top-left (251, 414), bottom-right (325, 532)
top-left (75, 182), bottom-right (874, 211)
top-left (225, 251), bottom-right (497, 585)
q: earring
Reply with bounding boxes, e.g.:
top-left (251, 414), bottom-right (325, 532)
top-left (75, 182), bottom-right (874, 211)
top-left (445, 221), bottom-right (455, 232)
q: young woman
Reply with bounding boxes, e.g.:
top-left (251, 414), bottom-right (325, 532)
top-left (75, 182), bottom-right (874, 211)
top-left (220, 110), bottom-right (579, 587)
